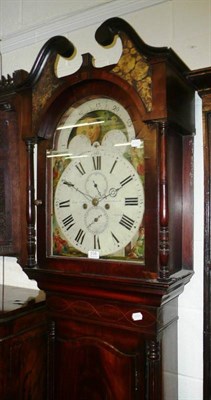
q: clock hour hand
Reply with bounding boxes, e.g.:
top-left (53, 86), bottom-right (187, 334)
top-left (63, 180), bottom-right (93, 201)
top-left (99, 176), bottom-right (134, 201)
top-left (99, 186), bottom-right (121, 200)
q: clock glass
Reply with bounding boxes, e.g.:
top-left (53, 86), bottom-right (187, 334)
top-left (47, 97), bottom-right (145, 263)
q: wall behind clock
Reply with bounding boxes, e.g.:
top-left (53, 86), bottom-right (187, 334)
top-left (0, 0), bottom-right (206, 399)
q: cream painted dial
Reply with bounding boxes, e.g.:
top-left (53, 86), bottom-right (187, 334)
top-left (54, 148), bottom-right (144, 256)
top-left (50, 96), bottom-right (145, 261)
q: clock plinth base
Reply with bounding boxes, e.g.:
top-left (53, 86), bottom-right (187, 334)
top-left (24, 267), bottom-right (183, 400)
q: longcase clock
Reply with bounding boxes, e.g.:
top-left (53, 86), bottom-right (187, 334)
top-left (14, 18), bottom-right (195, 400)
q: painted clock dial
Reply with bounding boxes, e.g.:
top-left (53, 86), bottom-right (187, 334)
top-left (47, 97), bottom-right (145, 262)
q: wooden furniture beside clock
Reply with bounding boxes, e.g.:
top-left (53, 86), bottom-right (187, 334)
top-left (187, 67), bottom-right (211, 400)
top-left (0, 54), bottom-right (48, 400)
top-left (0, 18), bottom-right (195, 399)
top-left (0, 285), bottom-right (46, 400)
top-left (0, 69), bottom-right (30, 263)
top-left (0, 37), bottom-right (72, 400)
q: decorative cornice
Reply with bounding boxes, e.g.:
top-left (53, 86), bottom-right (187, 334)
top-left (2, 0), bottom-right (168, 53)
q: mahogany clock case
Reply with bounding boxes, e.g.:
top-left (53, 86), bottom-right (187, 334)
top-left (0, 18), bottom-right (195, 400)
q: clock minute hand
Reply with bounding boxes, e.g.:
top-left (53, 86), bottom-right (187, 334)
top-left (63, 180), bottom-right (93, 201)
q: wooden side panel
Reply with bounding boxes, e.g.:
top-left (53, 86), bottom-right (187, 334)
top-left (0, 287), bottom-right (47, 400)
top-left (0, 110), bottom-right (20, 255)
